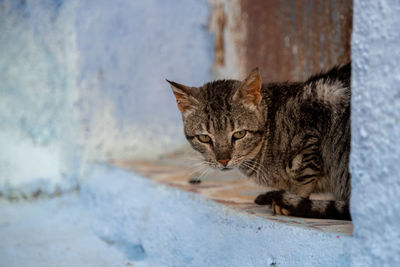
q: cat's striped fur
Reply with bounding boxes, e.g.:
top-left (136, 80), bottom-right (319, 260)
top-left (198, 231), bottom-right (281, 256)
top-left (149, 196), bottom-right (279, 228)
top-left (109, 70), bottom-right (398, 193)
top-left (167, 63), bottom-right (351, 220)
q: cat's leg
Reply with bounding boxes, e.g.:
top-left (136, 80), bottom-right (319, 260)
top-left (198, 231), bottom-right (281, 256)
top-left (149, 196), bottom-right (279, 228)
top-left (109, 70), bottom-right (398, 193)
top-left (287, 138), bottom-right (323, 195)
top-left (254, 190), bottom-right (351, 220)
top-left (256, 137), bottom-right (322, 216)
top-left (254, 191), bottom-right (287, 215)
top-left (254, 190), bottom-right (295, 216)
top-left (254, 135), bottom-right (351, 219)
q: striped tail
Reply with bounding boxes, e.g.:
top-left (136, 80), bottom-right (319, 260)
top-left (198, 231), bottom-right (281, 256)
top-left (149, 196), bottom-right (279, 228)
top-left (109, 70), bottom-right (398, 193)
top-left (254, 190), bottom-right (351, 220)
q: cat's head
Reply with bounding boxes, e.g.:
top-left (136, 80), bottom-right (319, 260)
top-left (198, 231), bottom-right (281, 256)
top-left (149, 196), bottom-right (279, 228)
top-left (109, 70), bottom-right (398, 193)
top-left (167, 68), bottom-right (265, 170)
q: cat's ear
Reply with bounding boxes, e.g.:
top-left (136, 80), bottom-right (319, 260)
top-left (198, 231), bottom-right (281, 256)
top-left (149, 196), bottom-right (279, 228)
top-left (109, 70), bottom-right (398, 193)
top-left (233, 67), bottom-right (262, 107)
top-left (166, 79), bottom-right (198, 114)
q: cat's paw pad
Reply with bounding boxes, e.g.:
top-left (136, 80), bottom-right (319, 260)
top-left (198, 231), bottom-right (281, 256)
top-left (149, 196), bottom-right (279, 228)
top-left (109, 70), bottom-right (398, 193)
top-left (254, 190), bottom-right (292, 216)
top-left (272, 202), bottom-right (291, 216)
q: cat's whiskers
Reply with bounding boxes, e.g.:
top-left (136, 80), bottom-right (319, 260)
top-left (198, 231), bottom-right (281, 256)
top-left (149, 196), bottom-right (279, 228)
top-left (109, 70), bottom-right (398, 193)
top-left (184, 159), bottom-right (215, 182)
top-left (248, 160), bottom-right (269, 181)
top-left (195, 166), bottom-right (211, 181)
top-left (181, 159), bottom-right (209, 179)
top-left (241, 161), bottom-right (260, 177)
top-left (242, 159), bottom-right (268, 183)
top-left (242, 164), bottom-right (265, 184)
top-left (181, 156), bottom-right (204, 166)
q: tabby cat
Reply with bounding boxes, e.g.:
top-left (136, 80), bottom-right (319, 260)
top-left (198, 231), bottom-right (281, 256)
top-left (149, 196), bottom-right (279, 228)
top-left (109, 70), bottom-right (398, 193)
top-left (167, 63), bottom-right (351, 220)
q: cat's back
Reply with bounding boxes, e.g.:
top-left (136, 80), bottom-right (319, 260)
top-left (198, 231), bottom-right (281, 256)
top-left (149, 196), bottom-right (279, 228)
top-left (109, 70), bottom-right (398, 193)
top-left (264, 64), bottom-right (351, 128)
top-left (303, 63), bottom-right (351, 108)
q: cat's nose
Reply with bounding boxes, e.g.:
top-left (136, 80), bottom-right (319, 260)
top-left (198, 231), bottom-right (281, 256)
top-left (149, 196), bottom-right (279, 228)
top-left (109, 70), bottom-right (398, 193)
top-left (218, 158), bottom-right (230, 166)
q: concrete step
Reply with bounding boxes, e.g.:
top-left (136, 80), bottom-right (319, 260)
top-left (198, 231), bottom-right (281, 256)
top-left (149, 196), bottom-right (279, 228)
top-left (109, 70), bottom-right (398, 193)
top-left (106, 156), bottom-right (353, 266)
top-left (0, 163), bottom-right (352, 267)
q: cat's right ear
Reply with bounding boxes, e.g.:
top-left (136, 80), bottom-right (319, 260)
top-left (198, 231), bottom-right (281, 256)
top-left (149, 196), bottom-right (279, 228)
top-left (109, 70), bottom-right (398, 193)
top-left (233, 67), bottom-right (262, 108)
top-left (166, 79), bottom-right (198, 114)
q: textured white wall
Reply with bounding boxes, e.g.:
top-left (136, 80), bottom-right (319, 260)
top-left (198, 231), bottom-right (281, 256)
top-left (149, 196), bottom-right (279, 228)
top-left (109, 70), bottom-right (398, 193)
top-left (0, 0), bottom-right (212, 196)
top-left (0, 1), bottom-right (80, 197)
top-left (75, 0), bottom-right (213, 161)
top-left (351, 0), bottom-right (400, 265)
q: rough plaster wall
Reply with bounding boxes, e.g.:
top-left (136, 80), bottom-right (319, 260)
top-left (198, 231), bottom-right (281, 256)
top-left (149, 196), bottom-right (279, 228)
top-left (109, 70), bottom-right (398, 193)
top-left (0, 0), bottom-right (80, 197)
top-left (0, 0), bottom-right (212, 196)
top-left (351, 0), bottom-right (400, 265)
top-left (76, 0), bottom-right (213, 161)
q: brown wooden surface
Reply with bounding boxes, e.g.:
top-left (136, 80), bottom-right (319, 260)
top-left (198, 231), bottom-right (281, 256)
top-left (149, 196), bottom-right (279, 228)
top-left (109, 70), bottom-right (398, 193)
top-left (240, 0), bottom-right (352, 82)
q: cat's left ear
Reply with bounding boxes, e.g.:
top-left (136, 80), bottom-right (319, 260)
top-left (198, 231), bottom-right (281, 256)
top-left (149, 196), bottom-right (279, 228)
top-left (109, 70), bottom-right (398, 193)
top-left (233, 67), bottom-right (262, 107)
top-left (166, 79), bottom-right (198, 114)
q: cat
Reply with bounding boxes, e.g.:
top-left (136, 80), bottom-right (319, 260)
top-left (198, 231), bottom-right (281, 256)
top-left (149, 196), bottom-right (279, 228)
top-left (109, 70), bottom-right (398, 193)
top-left (167, 63), bottom-right (351, 220)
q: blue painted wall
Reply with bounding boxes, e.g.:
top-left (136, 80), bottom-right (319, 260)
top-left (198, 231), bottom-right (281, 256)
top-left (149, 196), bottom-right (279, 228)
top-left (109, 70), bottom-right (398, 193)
top-left (0, 0), bottom-right (212, 195)
top-left (75, 0), bottom-right (213, 159)
top-left (351, 0), bottom-right (400, 265)
top-left (0, 0), bottom-right (80, 196)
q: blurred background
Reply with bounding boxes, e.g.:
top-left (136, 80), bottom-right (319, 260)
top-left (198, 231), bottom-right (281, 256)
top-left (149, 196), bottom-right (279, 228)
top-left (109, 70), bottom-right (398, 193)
top-left (0, 0), bottom-right (352, 198)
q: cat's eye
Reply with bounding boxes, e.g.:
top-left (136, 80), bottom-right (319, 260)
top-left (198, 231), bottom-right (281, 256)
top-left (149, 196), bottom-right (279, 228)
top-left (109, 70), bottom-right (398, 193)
top-left (232, 130), bottom-right (247, 140)
top-left (197, 134), bottom-right (211, 143)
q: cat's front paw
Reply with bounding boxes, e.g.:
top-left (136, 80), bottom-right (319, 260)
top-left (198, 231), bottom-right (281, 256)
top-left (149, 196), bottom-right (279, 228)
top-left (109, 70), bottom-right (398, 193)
top-left (254, 190), bottom-right (290, 216)
top-left (254, 190), bottom-right (285, 205)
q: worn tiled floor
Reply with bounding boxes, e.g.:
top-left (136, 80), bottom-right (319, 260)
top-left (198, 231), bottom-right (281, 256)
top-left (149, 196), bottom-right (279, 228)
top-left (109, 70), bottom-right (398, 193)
top-left (112, 148), bottom-right (353, 236)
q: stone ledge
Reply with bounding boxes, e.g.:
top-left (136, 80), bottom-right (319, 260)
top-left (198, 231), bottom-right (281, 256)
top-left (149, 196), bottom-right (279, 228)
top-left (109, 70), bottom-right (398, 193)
top-left (0, 163), bottom-right (352, 266)
top-left (112, 150), bottom-right (353, 236)
top-left (85, 164), bottom-right (352, 266)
